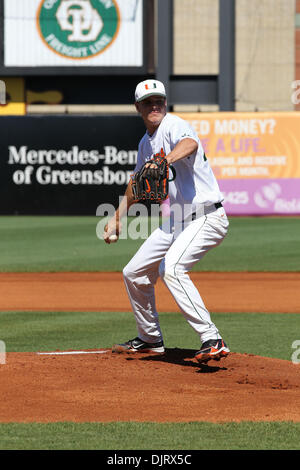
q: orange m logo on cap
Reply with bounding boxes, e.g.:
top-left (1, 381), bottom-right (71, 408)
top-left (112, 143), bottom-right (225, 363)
top-left (145, 83), bottom-right (157, 90)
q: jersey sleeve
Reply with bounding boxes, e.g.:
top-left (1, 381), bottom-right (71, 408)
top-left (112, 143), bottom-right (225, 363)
top-left (169, 117), bottom-right (199, 148)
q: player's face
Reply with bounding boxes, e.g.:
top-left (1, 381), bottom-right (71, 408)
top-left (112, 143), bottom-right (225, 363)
top-left (136, 96), bottom-right (167, 128)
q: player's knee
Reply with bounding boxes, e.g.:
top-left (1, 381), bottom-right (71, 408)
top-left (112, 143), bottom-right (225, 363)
top-left (123, 263), bottom-right (134, 282)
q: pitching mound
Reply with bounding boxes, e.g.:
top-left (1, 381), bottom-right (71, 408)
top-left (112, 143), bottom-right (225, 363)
top-left (0, 349), bottom-right (299, 423)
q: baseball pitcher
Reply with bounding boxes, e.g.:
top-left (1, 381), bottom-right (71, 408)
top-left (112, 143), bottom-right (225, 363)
top-left (103, 79), bottom-right (230, 364)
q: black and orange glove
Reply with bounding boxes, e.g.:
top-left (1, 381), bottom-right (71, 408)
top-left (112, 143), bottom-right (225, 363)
top-left (131, 155), bottom-right (170, 202)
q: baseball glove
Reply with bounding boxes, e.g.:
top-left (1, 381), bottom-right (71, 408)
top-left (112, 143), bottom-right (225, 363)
top-left (131, 154), bottom-right (170, 202)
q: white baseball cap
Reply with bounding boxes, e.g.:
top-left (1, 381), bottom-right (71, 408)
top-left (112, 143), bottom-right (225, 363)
top-left (135, 79), bottom-right (166, 102)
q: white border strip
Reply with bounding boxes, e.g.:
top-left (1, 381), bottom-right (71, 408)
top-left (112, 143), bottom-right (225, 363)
top-left (37, 350), bottom-right (109, 356)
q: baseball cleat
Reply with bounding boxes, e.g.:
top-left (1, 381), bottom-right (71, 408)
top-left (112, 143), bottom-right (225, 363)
top-left (195, 339), bottom-right (230, 363)
top-left (112, 337), bottom-right (165, 354)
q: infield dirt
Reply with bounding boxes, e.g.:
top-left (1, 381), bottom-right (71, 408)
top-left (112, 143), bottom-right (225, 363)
top-left (0, 271), bottom-right (299, 313)
top-left (0, 271), bottom-right (299, 423)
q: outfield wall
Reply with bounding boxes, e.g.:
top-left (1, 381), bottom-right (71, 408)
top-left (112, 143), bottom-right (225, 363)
top-left (0, 113), bottom-right (299, 215)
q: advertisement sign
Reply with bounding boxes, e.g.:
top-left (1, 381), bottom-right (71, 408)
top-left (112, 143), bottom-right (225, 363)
top-left (176, 112), bottom-right (300, 215)
top-left (4, 0), bottom-right (143, 67)
top-left (0, 115), bottom-right (144, 214)
top-left (1, 113), bottom-right (299, 215)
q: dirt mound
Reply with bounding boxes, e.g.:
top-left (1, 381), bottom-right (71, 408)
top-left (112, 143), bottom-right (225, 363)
top-left (0, 349), bottom-right (299, 423)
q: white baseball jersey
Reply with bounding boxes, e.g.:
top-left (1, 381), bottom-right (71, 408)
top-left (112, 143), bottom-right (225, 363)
top-left (135, 113), bottom-right (223, 219)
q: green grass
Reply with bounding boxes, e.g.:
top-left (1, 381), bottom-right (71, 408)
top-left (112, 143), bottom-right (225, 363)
top-left (1, 310), bottom-right (299, 361)
top-left (193, 215), bottom-right (300, 272)
top-left (0, 215), bottom-right (299, 272)
top-left (0, 421), bottom-right (299, 450)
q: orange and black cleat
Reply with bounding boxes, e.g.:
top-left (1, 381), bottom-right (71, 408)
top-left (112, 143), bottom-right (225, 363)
top-left (195, 339), bottom-right (230, 363)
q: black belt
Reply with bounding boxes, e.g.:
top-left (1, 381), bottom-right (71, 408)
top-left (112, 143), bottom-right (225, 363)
top-left (191, 202), bottom-right (222, 221)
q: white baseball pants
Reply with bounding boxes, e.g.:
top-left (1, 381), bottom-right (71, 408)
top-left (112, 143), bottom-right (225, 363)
top-left (123, 206), bottom-right (229, 345)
